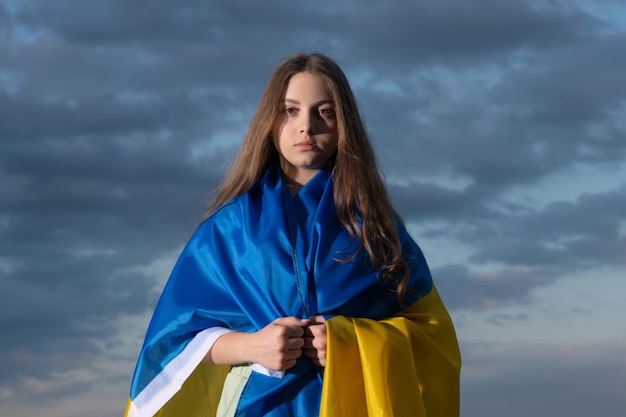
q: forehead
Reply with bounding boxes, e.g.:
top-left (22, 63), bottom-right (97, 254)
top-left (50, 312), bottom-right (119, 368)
top-left (283, 72), bottom-right (332, 102)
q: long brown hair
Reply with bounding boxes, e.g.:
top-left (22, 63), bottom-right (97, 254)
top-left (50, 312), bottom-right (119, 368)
top-left (206, 52), bottom-right (410, 303)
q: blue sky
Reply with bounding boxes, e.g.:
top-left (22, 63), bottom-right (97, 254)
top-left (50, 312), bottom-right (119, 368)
top-left (1, 1), bottom-right (625, 416)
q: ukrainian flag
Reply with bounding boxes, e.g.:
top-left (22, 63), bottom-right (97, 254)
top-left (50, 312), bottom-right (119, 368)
top-left (125, 166), bottom-right (461, 416)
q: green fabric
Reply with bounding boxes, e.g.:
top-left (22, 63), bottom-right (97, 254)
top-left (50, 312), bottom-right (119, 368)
top-left (216, 365), bottom-right (252, 417)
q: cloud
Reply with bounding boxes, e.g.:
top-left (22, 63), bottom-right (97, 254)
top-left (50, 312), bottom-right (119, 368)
top-left (461, 341), bottom-right (626, 417)
top-left (433, 263), bottom-right (558, 310)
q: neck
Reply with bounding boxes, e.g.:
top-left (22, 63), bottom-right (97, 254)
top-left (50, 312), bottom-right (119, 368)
top-left (280, 167), bottom-right (319, 187)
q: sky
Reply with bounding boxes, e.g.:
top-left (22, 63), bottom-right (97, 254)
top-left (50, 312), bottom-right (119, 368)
top-left (1, 0), bottom-right (625, 416)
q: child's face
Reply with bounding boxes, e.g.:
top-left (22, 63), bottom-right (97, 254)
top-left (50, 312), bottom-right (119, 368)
top-left (273, 72), bottom-right (339, 186)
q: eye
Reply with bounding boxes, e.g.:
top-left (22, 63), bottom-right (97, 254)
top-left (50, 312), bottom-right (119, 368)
top-left (318, 107), bottom-right (335, 117)
top-left (283, 107), bottom-right (298, 116)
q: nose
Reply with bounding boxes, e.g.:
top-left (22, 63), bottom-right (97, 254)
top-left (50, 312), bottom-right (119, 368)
top-left (299, 111), bottom-right (314, 134)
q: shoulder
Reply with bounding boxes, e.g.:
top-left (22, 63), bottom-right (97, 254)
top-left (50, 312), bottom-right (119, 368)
top-left (197, 197), bottom-right (244, 233)
top-left (192, 177), bottom-right (267, 235)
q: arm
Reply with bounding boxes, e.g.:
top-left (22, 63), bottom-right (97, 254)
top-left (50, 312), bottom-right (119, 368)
top-left (203, 317), bottom-right (310, 371)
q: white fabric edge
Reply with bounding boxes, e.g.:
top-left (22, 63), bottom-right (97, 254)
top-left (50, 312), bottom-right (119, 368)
top-left (128, 327), bottom-right (234, 417)
top-left (250, 363), bottom-right (284, 378)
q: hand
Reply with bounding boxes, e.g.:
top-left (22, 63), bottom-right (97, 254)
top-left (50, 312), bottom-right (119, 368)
top-left (303, 315), bottom-right (327, 367)
top-left (248, 317), bottom-right (308, 371)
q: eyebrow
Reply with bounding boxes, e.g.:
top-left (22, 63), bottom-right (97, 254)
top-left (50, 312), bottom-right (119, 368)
top-left (284, 98), bottom-right (334, 106)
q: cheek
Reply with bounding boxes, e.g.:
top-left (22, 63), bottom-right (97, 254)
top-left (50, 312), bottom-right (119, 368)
top-left (272, 124), bottom-right (283, 149)
top-left (329, 126), bottom-right (339, 145)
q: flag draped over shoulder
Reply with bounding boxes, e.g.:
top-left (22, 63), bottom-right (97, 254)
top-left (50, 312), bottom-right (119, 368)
top-left (125, 165), bottom-right (460, 417)
top-left (321, 286), bottom-right (460, 416)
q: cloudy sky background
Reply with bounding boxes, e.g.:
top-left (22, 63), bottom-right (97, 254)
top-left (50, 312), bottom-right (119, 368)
top-left (1, 0), bottom-right (625, 416)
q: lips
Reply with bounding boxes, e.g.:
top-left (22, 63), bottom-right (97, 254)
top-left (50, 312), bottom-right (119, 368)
top-left (295, 140), bottom-right (317, 150)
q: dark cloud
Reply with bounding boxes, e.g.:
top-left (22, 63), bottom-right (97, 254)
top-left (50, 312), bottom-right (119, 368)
top-left (334, 0), bottom-right (602, 69)
top-left (433, 263), bottom-right (558, 311)
top-left (397, 184), bottom-right (625, 311)
top-left (467, 186), bottom-right (626, 267)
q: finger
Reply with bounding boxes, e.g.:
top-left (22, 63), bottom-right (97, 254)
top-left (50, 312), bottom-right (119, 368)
top-left (307, 315), bottom-right (326, 324)
top-left (304, 336), bottom-right (323, 349)
top-left (281, 349), bottom-right (304, 362)
top-left (283, 325), bottom-right (307, 337)
top-left (282, 358), bottom-right (298, 370)
top-left (302, 348), bottom-right (323, 366)
top-left (303, 348), bottom-right (325, 366)
top-left (305, 323), bottom-right (326, 338)
top-left (286, 336), bottom-right (304, 349)
top-left (302, 336), bottom-right (313, 349)
top-left (274, 317), bottom-right (310, 327)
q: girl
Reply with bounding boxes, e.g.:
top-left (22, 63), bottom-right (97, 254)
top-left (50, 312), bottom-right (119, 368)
top-left (125, 52), bottom-right (460, 417)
